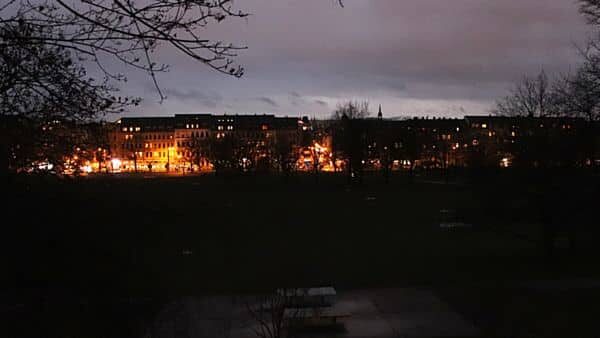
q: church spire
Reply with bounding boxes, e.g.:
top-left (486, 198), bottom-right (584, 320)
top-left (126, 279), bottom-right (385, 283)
top-left (377, 104), bottom-right (383, 119)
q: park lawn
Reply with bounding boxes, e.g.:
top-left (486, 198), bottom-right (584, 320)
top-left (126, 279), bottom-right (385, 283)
top-left (4, 171), bottom-right (599, 295)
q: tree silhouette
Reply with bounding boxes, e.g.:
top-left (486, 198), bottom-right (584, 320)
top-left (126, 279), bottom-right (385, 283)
top-left (0, 0), bottom-right (248, 102)
top-left (332, 101), bottom-right (370, 183)
top-left (493, 70), bottom-right (555, 118)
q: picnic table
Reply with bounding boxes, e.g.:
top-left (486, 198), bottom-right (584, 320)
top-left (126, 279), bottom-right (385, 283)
top-left (277, 286), bottom-right (337, 307)
top-left (283, 306), bottom-right (350, 328)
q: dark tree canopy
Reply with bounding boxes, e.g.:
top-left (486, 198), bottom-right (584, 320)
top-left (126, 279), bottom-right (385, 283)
top-left (0, 21), bottom-right (135, 120)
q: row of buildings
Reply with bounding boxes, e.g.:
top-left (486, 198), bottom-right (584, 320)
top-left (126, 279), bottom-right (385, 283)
top-left (105, 112), bottom-right (599, 174)
top-left (108, 114), bottom-right (307, 173)
top-left (5, 111), bottom-right (598, 174)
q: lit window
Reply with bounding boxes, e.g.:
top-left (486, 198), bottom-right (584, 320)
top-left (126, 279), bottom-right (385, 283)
top-left (135, 127), bottom-right (141, 132)
top-left (122, 127), bottom-right (127, 132)
top-left (482, 123), bottom-right (487, 129)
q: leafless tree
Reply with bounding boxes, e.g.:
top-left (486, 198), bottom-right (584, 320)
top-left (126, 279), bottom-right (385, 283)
top-left (492, 70), bottom-right (555, 117)
top-left (246, 293), bottom-right (290, 338)
top-left (331, 100), bottom-right (370, 182)
top-left (332, 100), bottom-right (371, 120)
top-left (0, 0), bottom-right (249, 102)
top-left (554, 67), bottom-right (600, 122)
top-left (273, 132), bottom-right (295, 175)
top-left (580, 0), bottom-right (600, 25)
top-left (1, 1), bottom-right (344, 105)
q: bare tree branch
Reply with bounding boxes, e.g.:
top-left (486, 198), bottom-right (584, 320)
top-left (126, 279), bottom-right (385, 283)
top-left (1, 0), bottom-right (249, 102)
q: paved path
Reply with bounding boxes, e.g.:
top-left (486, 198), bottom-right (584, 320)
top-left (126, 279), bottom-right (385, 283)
top-left (149, 288), bottom-right (479, 338)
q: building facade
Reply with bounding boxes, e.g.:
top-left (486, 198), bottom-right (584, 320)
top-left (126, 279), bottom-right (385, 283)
top-left (109, 113), bottom-right (599, 173)
top-left (108, 114), bottom-right (304, 172)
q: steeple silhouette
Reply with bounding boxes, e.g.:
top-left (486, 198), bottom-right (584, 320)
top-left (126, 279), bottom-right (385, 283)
top-left (377, 104), bottom-right (383, 119)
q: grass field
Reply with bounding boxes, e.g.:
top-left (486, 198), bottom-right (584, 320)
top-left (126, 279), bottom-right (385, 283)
top-left (3, 170), bottom-right (599, 337)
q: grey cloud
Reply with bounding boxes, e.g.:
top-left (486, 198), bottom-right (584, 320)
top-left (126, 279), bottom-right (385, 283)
top-left (255, 96), bottom-right (279, 107)
top-left (124, 0), bottom-right (590, 117)
top-left (164, 88), bottom-right (223, 108)
top-left (288, 91), bottom-right (305, 106)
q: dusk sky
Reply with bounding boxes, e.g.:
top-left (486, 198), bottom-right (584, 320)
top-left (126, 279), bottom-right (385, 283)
top-left (124, 0), bottom-right (591, 119)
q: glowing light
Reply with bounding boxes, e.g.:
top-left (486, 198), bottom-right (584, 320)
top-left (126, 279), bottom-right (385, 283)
top-left (111, 158), bottom-right (122, 170)
top-left (38, 162), bottom-right (54, 171)
top-left (81, 165), bottom-right (93, 173)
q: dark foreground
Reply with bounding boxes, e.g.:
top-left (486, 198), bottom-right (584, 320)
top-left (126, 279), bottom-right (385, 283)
top-left (3, 170), bottom-right (600, 337)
